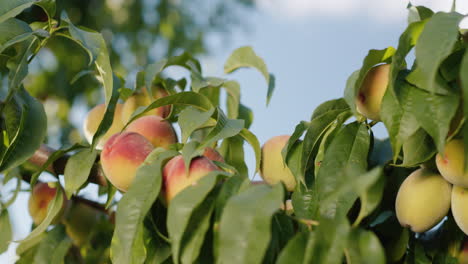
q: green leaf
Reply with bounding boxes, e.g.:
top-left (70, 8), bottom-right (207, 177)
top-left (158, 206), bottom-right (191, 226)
top-left (380, 73), bottom-right (420, 162)
top-left (346, 229), bottom-right (385, 264)
top-left (178, 107), bottom-right (214, 143)
top-left (16, 233), bottom-right (45, 256)
top-left (0, 0), bottom-right (36, 23)
top-left (0, 18), bottom-right (32, 54)
top-left (344, 48), bottom-right (395, 116)
top-left (7, 36), bottom-right (35, 91)
top-left (406, 85), bottom-right (459, 152)
top-left (33, 225), bottom-right (72, 264)
top-left (238, 128), bottom-right (261, 173)
top-left (415, 12), bottom-right (464, 94)
top-left (217, 184), bottom-right (284, 264)
top-left (303, 214), bottom-right (350, 264)
top-left (91, 75), bottom-right (121, 149)
top-left (62, 12), bottom-right (113, 104)
top-left (20, 184), bottom-right (64, 246)
top-left (224, 46), bottom-right (273, 105)
top-left (407, 5), bottom-right (434, 23)
top-left (199, 108), bottom-right (244, 149)
top-left (401, 128), bottom-right (436, 166)
top-left (291, 184), bottom-right (316, 220)
top-left (276, 232), bottom-right (308, 264)
top-left (64, 148), bottom-right (98, 198)
top-left (167, 172), bottom-right (227, 264)
top-left (111, 150), bottom-right (178, 264)
top-left (0, 209), bottom-right (12, 254)
top-left (34, 0), bottom-right (56, 20)
top-left (302, 99), bottom-right (351, 179)
top-left (127, 91), bottom-right (214, 126)
top-left (0, 88), bottom-right (47, 173)
top-left (314, 122), bottom-right (370, 219)
top-left (238, 104), bottom-right (254, 129)
top-left (30, 143), bottom-right (85, 186)
top-left (389, 20), bottom-right (426, 95)
top-left (223, 81), bottom-right (240, 119)
top-left (461, 48), bottom-right (468, 172)
top-left (218, 136), bottom-right (248, 177)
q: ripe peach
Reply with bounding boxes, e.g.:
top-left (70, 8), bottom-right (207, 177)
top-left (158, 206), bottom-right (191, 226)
top-left (101, 132), bottom-right (155, 192)
top-left (436, 139), bottom-right (468, 187)
top-left (83, 103), bottom-right (125, 150)
top-left (162, 155), bottom-right (219, 203)
top-left (121, 87), bottom-right (170, 123)
top-left (260, 135), bottom-right (296, 191)
top-left (395, 168), bottom-right (451, 233)
top-left (124, 115), bottom-right (177, 149)
top-left (203, 147), bottom-right (225, 163)
top-left (28, 182), bottom-right (67, 225)
top-left (452, 186), bottom-right (468, 235)
top-left (355, 64), bottom-right (390, 121)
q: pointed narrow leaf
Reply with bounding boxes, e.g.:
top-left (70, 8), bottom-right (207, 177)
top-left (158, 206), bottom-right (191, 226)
top-left (346, 229), bottom-right (385, 264)
top-left (64, 148), bottom-right (98, 198)
top-left (217, 184), bottom-right (284, 264)
top-left (0, 210), bottom-right (12, 254)
top-left (415, 12), bottom-right (464, 93)
top-left (33, 225), bottom-right (72, 264)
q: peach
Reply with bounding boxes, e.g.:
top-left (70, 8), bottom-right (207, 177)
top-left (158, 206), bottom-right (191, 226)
top-left (121, 87), bottom-right (170, 123)
top-left (124, 115), bottom-right (177, 149)
top-left (395, 168), bottom-right (451, 233)
top-left (101, 132), bottom-right (155, 192)
top-left (203, 147), bottom-right (225, 163)
top-left (162, 155), bottom-right (219, 203)
top-left (355, 64), bottom-right (390, 121)
top-left (28, 182), bottom-right (67, 225)
top-left (452, 186), bottom-right (468, 235)
top-left (260, 135), bottom-right (296, 191)
top-left (83, 103), bottom-right (125, 150)
top-left (436, 139), bottom-right (468, 187)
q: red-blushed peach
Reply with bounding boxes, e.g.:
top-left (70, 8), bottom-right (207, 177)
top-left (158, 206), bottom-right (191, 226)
top-left (124, 115), bottom-right (177, 149)
top-left (121, 87), bottom-right (170, 123)
top-left (203, 147), bottom-right (225, 163)
top-left (83, 103), bottom-right (125, 150)
top-left (28, 182), bottom-right (67, 225)
top-left (162, 155), bottom-right (219, 203)
top-left (260, 135), bottom-right (296, 192)
top-left (395, 168), bottom-right (451, 233)
top-left (101, 132), bottom-right (155, 192)
top-left (436, 139), bottom-right (468, 187)
top-left (355, 64), bottom-right (390, 121)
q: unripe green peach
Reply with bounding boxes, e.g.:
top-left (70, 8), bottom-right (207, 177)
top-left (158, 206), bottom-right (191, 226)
top-left (203, 147), bottom-right (225, 163)
top-left (121, 87), bottom-right (170, 123)
top-left (162, 155), bottom-right (219, 203)
top-left (83, 103), bottom-right (125, 150)
top-left (395, 168), bottom-right (451, 233)
top-left (260, 135), bottom-right (296, 192)
top-left (355, 64), bottom-right (390, 121)
top-left (28, 182), bottom-right (67, 225)
top-left (124, 115), bottom-right (177, 149)
top-left (452, 186), bottom-right (468, 235)
top-left (101, 132), bottom-right (154, 192)
top-left (63, 203), bottom-right (100, 246)
top-left (436, 139), bottom-right (468, 187)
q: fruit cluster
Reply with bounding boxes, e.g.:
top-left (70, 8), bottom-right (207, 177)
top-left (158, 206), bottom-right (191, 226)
top-left (356, 63), bottom-right (468, 235)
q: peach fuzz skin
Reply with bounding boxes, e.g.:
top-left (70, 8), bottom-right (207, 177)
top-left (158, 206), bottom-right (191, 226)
top-left (124, 115), bottom-right (177, 149)
top-left (28, 182), bottom-right (66, 225)
top-left (162, 155), bottom-right (219, 203)
top-left (260, 135), bottom-right (296, 192)
top-left (203, 147), bottom-right (225, 163)
top-left (355, 64), bottom-right (390, 121)
top-left (83, 103), bottom-right (125, 150)
top-left (121, 87), bottom-right (170, 123)
top-left (101, 132), bottom-right (154, 192)
top-left (436, 139), bottom-right (468, 188)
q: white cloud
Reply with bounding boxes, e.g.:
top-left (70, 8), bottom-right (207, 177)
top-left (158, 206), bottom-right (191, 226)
top-left (257, 0), bottom-right (468, 24)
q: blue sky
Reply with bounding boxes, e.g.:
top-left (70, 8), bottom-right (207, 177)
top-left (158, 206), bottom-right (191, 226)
top-left (2, 0), bottom-right (468, 262)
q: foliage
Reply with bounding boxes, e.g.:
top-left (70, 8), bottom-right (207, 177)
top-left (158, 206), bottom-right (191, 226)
top-left (0, 1), bottom-right (468, 264)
